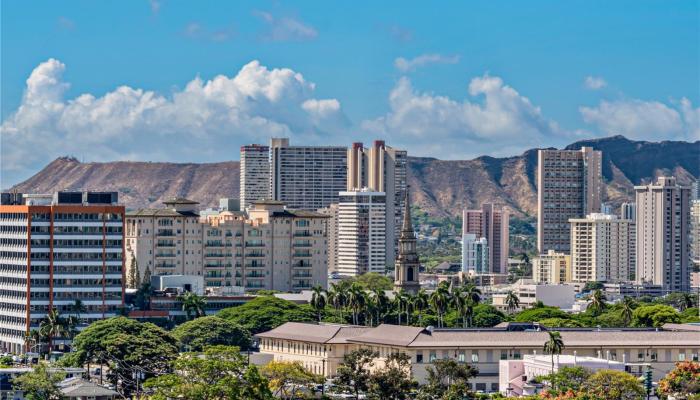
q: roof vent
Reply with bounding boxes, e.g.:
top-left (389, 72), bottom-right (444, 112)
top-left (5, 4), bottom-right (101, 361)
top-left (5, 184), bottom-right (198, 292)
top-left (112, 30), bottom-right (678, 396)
top-left (425, 326), bottom-right (434, 335)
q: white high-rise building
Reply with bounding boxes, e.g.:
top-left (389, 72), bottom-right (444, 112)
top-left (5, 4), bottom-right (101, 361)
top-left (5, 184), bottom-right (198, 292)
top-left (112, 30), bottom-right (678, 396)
top-left (569, 213), bottom-right (635, 283)
top-left (269, 138), bottom-right (348, 211)
top-left (692, 200), bottom-right (700, 268)
top-left (461, 233), bottom-right (489, 274)
top-left (635, 177), bottom-right (691, 292)
top-left (336, 190), bottom-right (386, 276)
top-left (620, 202), bottom-right (636, 221)
top-left (240, 144), bottom-right (270, 210)
top-left (347, 140), bottom-right (407, 267)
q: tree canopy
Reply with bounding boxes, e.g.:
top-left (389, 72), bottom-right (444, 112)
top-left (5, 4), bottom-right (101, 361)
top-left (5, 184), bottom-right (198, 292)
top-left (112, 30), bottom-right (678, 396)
top-left (171, 316), bottom-right (252, 351)
top-left (261, 361), bottom-right (321, 399)
top-left (12, 363), bottom-right (65, 400)
top-left (632, 304), bottom-right (681, 327)
top-left (218, 296), bottom-right (315, 334)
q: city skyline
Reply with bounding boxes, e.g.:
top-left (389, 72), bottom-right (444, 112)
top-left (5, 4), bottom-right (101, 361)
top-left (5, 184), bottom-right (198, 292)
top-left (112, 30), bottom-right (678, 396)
top-left (2, 1), bottom-right (699, 187)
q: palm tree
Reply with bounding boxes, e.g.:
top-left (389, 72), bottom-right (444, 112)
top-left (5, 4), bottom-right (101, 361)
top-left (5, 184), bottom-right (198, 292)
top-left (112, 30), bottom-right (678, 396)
top-left (372, 289), bottom-right (390, 325)
top-left (70, 299), bottom-right (86, 323)
top-left (413, 289), bottom-right (430, 326)
top-left (25, 329), bottom-right (42, 353)
top-left (39, 308), bottom-right (67, 352)
top-left (404, 293), bottom-right (413, 325)
top-left (430, 282), bottom-right (451, 328)
top-left (677, 293), bottom-right (695, 311)
top-left (505, 291), bottom-right (520, 314)
top-left (347, 283), bottom-right (366, 325)
top-left (461, 284), bottom-right (481, 327)
top-left (452, 289), bottom-right (469, 328)
top-left (543, 331), bottom-right (565, 375)
top-left (587, 289), bottom-right (607, 317)
top-left (620, 296), bottom-right (635, 326)
top-left (179, 291), bottom-right (207, 320)
top-left (65, 315), bottom-right (79, 342)
top-left (310, 285), bottom-right (327, 322)
top-left (394, 289), bottom-right (407, 325)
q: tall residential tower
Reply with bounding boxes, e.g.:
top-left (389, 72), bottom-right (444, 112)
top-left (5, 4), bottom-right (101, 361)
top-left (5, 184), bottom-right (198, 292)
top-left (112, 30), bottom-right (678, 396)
top-left (462, 204), bottom-right (509, 274)
top-left (240, 144), bottom-right (270, 210)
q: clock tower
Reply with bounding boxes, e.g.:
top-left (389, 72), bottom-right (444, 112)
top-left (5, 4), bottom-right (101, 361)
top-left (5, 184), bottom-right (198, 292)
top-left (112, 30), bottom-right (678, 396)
top-left (394, 189), bottom-right (420, 294)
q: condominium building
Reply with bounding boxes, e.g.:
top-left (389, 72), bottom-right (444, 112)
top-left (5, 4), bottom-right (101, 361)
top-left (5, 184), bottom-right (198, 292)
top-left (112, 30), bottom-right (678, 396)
top-left (462, 204), bottom-right (509, 273)
top-left (532, 250), bottom-right (571, 284)
top-left (0, 191), bottom-right (125, 353)
top-left (269, 138), bottom-right (347, 210)
top-left (691, 200), bottom-right (700, 268)
top-left (240, 144), bottom-right (270, 210)
top-left (317, 204), bottom-right (339, 274)
top-left (336, 190), bottom-right (386, 276)
top-left (126, 200), bottom-right (329, 292)
top-left (620, 202), bottom-right (636, 221)
top-left (256, 322), bottom-right (700, 391)
top-left (537, 147), bottom-right (602, 253)
top-left (461, 233), bottom-right (489, 274)
top-left (347, 141), bottom-right (408, 267)
top-left (635, 177), bottom-right (691, 292)
top-left (125, 198), bottom-right (203, 282)
top-left (569, 213), bottom-right (635, 283)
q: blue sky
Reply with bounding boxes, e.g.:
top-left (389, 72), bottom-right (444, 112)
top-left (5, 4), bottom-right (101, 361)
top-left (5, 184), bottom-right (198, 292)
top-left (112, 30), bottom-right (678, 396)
top-left (1, 0), bottom-right (698, 186)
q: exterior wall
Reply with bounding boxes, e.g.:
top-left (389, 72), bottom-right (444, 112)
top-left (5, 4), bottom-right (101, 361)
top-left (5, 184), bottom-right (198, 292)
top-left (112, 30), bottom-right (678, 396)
top-left (532, 251), bottom-right (571, 284)
top-left (492, 284), bottom-right (575, 311)
top-left (570, 214), bottom-right (635, 283)
top-left (462, 204), bottom-right (509, 274)
top-left (635, 177), bottom-right (691, 292)
top-left (240, 145), bottom-right (270, 210)
top-left (691, 200), bottom-right (700, 267)
top-left (337, 191), bottom-right (386, 276)
top-left (0, 202), bottom-right (125, 353)
top-left (537, 147), bottom-right (602, 253)
top-left (461, 233), bottom-right (489, 274)
top-left (317, 204), bottom-right (339, 274)
top-left (269, 138), bottom-right (348, 211)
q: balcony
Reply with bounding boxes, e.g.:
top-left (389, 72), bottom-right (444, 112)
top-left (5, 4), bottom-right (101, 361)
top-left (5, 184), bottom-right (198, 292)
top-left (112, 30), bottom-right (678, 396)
top-left (244, 264), bottom-right (266, 269)
top-left (155, 253), bottom-right (176, 258)
top-left (245, 273), bottom-right (266, 278)
top-left (205, 263), bottom-right (230, 269)
top-left (245, 282), bottom-right (266, 289)
top-left (156, 241), bottom-right (175, 248)
top-left (293, 231), bottom-right (311, 237)
top-left (245, 253), bottom-right (265, 258)
top-left (293, 261), bottom-right (312, 268)
top-left (292, 273), bottom-right (312, 278)
top-left (245, 242), bottom-right (265, 248)
top-left (156, 230), bottom-right (175, 238)
top-left (293, 241), bottom-right (312, 248)
top-left (293, 283), bottom-right (313, 290)
top-left (155, 263), bottom-right (176, 269)
top-left (293, 252), bottom-right (312, 258)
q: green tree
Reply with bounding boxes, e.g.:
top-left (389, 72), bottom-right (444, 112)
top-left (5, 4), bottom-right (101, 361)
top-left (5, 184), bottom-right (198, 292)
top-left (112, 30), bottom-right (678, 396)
top-left (66, 317), bottom-right (178, 396)
top-left (581, 369), bottom-right (645, 400)
top-left (348, 283), bottom-right (367, 325)
top-left (429, 282), bottom-right (451, 328)
top-left (658, 361), bottom-right (700, 399)
top-left (134, 281), bottom-right (153, 311)
top-left (179, 291), bottom-right (207, 320)
top-left (144, 345), bottom-right (272, 400)
top-left (587, 289), bottom-right (607, 317)
top-left (413, 289), bottom-right (430, 326)
top-left (368, 352), bottom-right (417, 400)
top-left (335, 348), bottom-right (377, 399)
top-left (310, 285), bottom-right (327, 323)
top-left (128, 254), bottom-right (139, 289)
top-left (261, 360), bottom-right (320, 400)
top-left (171, 316), bottom-right (251, 351)
top-left (418, 358), bottom-right (478, 400)
top-left (632, 304), bottom-right (681, 327)
top-left (543, 331), bottom-right (565, 374)
top-left (12, 363), bottom-right (65, 400)
top-left (327, 282), bottom-right (348, 322)
top-left (39, 308), bottom-right (67, 351)
top-left (515, 306), bottom-right (570, 322)
top-left (541, 366), bottom-right (592, 394)
top-left (347, 273), bottom-right (394, 291)
top-left (537, 318), bottom-right (584, 328)
top-left (505, 290), bottom-right (520, 313)
top-left (620, 296), bottom-right (636, 326)
top-left (218, 296), bottom-right (314, 334)
top-left (372, 288), bottom-right (391, 325)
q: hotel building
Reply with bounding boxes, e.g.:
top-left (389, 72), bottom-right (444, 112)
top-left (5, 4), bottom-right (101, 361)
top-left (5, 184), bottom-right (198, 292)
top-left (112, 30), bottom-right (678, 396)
top-left (0, 192), bottom-right (125, 353)
top-left (461, 234), bottom-right (489, 274)
top-left (462, 204), bottom-right (509, 274)
top-left (256, 322), bottom-right (700, 392)
top-left (240, 144), bottom-right (270, 210)
top-left (537, 147), bottom-right (602, 253)
top-left (635, 177), bottom-right (691, 292)
top-left (569, 213), bottom-right (635, 283)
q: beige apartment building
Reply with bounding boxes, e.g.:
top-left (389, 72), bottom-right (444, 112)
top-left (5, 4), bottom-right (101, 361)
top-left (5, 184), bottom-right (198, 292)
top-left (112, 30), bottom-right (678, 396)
top-left (126, 199), bottom-right (328, 292)
top-left (462, 204), bottom-right (509, 274)
top-left (691, 200), bottom-right (700, 268)
top-left (537, 147), bottom-right (602, 253)
top-left (569, 213), bottom-right (635, 283)
top-left (532, 250), bottom-right (571, 284)
top-left (256, 322), bottom-right (700, 393)
top-left (635, 177), bottom-right (691, 292)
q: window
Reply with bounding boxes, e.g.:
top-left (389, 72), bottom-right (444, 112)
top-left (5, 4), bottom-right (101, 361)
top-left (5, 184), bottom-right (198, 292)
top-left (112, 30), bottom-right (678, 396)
top-left (429, 352), bottom-right (437, 362)
top-left (500, 350), bottom-right (508, 360)
top-left (471, 353), bottom-right (479, 363)
top-left (693, 353), bottom-right (699, 362)
top-left (458, 352), bottom-right (465, 362)
top-left (416, 353), bottom-right (423, 364)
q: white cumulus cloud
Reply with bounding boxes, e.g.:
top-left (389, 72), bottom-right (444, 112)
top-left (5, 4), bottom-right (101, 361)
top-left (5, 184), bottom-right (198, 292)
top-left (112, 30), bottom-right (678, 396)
top-left (361, 75), bottom-right (562, 158)
top-left (579, 98), bottom-right (699, 141)
top-left (254, 11), bottom-right (317, 42)
top-left (0, 59), bottom-right (346, 186)
top-left (394, 54), bottom-right (460, 72)
top-left (584, 76), bottom-right (607, 90)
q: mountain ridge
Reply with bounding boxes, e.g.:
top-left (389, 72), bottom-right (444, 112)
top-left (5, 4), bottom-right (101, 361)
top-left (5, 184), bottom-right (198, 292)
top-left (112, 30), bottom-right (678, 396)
top-left (10, 136), bottom-right (699, 217)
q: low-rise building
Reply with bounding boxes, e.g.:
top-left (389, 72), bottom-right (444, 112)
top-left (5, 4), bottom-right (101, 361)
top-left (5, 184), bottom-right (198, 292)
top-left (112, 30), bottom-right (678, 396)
top-left (256, 322), bottom-right (700, 394)
top-left (491, 281), bottom-right (576, 311)
top-left (532, 250), bottom-right (571, 284)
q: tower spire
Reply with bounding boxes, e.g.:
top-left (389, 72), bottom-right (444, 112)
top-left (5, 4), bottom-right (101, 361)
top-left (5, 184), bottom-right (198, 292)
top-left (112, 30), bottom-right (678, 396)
top-left (394, 186), bottom-right (420, 294)
top-left (401, 188), bottom-right (413, 236)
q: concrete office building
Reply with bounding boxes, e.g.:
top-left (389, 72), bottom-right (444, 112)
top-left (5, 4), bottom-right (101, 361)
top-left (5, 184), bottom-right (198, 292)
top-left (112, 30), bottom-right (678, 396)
top-left (0, 191), bottom-right (125, 353)
top-left (537, 147), bottom-right (602, 253)
top-left (620, 202), bottom-right (636, 221)
top-left (256, 322), bottom-right (700, 392)
top-left (532, 250), bottom-right (571, 284)
top-left (462, 204), bottom-right (509, 274)
top-left (461, 233), bottom-right (489, 274)
top-left (347, 140), bottom-right (407, 267)
top-left (691, 200), bottom-right (700, 268)
top-left (336, 190), bottom-right (386, 276)
top-left (635, 177), bottom-right (691, 292)
top-left (240, 144), bottom-right (270, 210)
top-left (126, 200), bottom-right (329, 292)
top-left (569, 213), bottom-right (635, 283)
top-left (269, 138), bottom-right (347, 211)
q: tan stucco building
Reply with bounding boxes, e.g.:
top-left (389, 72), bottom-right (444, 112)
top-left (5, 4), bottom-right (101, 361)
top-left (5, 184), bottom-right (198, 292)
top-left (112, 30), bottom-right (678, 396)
top-left (532, 250), bottom-right (571, 284)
